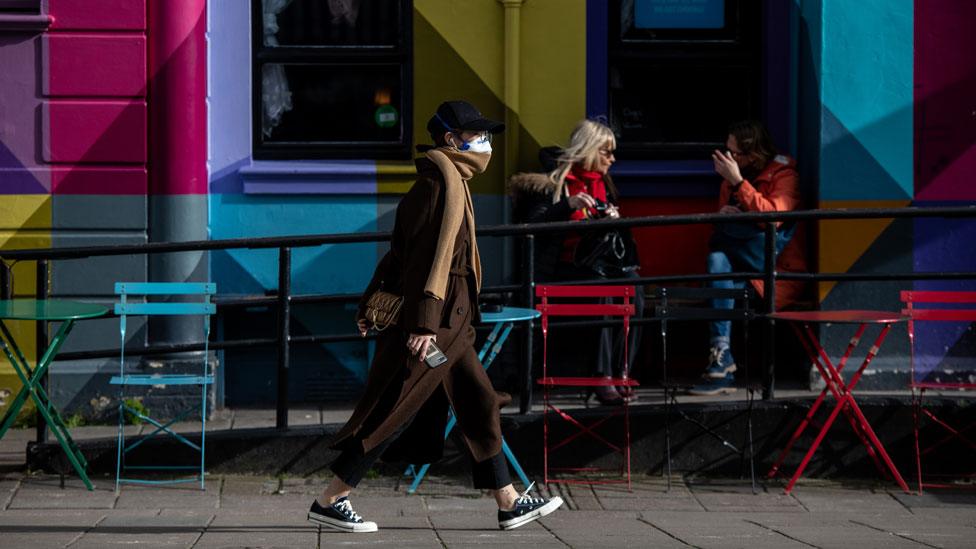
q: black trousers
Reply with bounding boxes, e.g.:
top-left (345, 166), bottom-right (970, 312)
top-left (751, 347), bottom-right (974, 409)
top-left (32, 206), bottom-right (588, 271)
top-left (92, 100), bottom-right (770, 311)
top-left (330, 430), bottom-right (512, 490)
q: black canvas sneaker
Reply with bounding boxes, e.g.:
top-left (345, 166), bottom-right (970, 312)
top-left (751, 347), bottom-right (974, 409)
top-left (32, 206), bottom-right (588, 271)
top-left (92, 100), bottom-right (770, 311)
top-left (307, 496), bottom-right (378, 533)
top-left (497, 482), bottom-right (564, 530)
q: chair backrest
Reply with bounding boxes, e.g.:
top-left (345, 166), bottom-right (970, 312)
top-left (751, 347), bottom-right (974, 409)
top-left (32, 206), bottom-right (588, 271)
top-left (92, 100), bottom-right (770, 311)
top-left (115, 282), bottom-right (217, 375)
top-left (535, 285), bottom-right (637, 379)
top-left (115, 282), bottom-right (217, 316)
top-left (535, 285), bottom-right (636, 318)
top-left (654, 286), bottom-right (754, 321)
top-left (900, 290), bottom-right (976, 389)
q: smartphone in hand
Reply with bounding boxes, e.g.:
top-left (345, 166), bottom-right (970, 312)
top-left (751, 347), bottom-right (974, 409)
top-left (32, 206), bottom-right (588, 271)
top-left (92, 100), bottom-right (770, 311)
top-left (424, 341), bottom-right (448, 368)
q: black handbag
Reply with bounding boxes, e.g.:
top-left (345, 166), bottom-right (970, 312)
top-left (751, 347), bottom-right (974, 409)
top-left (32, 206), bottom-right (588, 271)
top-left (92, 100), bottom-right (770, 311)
top-left (573, 228), bottom-right (641, 277)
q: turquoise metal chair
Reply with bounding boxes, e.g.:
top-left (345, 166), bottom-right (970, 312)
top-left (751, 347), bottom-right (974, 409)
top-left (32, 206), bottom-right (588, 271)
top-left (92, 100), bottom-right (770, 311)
top-left (111, 282), bottom-right (216, 491)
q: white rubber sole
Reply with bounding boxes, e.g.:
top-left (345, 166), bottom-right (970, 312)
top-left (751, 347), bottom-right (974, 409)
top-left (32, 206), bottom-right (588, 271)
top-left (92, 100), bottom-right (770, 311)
top-left (307, 511), bottom-right (378, 533)
top-left (499, 496), bottom-right (564, 530)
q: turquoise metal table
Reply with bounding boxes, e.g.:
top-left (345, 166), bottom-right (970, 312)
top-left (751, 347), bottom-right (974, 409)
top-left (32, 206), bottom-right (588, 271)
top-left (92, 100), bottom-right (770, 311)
top-left (404, 306), bottom-right (540, 493)
top-left (0, 299), bottom-right (108, 490)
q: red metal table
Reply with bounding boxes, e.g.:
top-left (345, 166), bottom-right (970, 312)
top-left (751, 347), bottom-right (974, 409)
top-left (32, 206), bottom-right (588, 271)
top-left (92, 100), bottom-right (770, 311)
top-left (766, 310), bottom-right (911, 494)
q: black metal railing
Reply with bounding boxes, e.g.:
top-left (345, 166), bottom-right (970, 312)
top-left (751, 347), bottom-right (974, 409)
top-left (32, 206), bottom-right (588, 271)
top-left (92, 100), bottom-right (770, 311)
top-left (2, 205), bottom-right (975, 439)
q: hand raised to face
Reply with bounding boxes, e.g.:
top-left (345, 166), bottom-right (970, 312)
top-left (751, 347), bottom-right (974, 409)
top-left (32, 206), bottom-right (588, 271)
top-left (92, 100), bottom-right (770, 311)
top-left (712, 149), bottom-right (744, 186)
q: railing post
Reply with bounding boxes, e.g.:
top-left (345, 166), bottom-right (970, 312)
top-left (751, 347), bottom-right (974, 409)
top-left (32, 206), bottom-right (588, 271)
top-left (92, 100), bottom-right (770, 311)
top-left (276, 247), bottom-right (291, 430)
top-left (520, 234), bottom-right (535, 414)
top-left (762, 224), bottom-right (777, 400)
top-left (1, 261), bottom-right (11, 300)
top-left (35, 259), bottom-right (49, 443)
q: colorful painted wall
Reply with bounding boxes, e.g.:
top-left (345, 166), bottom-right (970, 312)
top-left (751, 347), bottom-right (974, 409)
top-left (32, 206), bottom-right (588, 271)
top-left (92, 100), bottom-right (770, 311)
top-left (3, 0), bottom-right (974, 412)
top-left (207, 0), bottom-right (587, 403)
top-left (807, 0), bottom-right (976, 382)
top-left (0, 0), bottom-right (149, 415)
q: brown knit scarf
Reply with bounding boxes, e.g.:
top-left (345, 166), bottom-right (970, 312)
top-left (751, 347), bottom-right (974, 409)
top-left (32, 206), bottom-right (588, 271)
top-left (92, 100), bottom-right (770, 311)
top-left (423, 147), bottom-right (487, 300)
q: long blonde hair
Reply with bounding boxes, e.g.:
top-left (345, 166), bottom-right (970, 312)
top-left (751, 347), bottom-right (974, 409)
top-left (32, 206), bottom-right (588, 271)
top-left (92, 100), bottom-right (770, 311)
top-left (548, 119), bottom-right (618, 203)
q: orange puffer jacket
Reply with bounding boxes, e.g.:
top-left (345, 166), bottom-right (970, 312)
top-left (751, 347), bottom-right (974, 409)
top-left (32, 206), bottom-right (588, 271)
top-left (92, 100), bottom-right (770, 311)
top-left (718, 155), bottom-right (809, 309)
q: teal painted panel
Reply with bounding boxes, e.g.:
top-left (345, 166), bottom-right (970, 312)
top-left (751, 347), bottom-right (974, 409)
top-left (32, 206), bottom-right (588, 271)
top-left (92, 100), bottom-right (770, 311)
top-left (209, 194), bottom-right (379, 295)
top-left (821, 0), bottom-right (913, 199)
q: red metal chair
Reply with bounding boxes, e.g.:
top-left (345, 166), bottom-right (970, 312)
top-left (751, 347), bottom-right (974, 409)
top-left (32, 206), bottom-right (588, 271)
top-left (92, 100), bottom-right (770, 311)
top-left (901, 290), bottom-right (976, 493)
top-left (535, 285), bottom-right (638, 488)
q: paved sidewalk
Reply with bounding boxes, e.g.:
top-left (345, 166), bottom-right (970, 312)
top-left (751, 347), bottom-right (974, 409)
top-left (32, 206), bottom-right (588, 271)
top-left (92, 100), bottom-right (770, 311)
top-left (1, 467), bottom-right (975, 548)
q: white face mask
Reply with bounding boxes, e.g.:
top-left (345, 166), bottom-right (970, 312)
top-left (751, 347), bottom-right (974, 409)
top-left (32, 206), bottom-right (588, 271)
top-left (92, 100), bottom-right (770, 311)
top-left (453, 133), bottom-right (492, 154)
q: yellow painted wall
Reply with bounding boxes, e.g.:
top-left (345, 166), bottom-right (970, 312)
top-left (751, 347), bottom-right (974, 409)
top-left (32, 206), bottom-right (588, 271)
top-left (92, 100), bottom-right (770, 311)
top-left (0, 195), bottom-right (52, 375)
top-left (817, 199), bottom-right (911, 301)
top-left (378, 0), bottom-right (587, 194)
top-left (518, 0), bottom-right (587, 163)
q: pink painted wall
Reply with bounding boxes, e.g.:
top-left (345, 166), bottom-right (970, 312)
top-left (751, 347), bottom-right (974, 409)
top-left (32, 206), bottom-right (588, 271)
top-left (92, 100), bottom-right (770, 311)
top-left (914, 0), bottom-right (976, 201)
top-left (148, 0), bottom-right (208, 195)
top-left (46, 0), bottom-right (149, 195)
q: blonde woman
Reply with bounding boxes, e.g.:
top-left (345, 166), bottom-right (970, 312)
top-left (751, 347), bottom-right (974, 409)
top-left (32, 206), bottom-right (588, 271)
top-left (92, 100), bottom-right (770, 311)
top-left (509, 119), bottom-right (644, 405)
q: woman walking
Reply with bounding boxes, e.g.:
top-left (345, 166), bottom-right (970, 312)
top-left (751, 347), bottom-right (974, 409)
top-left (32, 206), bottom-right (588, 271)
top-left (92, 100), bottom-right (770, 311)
top-left (307, 100), bottom-right (562, 533)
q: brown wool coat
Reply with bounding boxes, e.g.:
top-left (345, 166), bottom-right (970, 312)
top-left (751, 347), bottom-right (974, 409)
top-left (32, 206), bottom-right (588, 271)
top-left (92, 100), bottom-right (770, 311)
top-left (329, 157), bottom-right (506, 464)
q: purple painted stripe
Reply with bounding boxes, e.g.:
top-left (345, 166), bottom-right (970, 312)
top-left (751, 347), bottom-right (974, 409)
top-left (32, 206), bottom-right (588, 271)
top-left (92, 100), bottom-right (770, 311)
top-left (611, 159), bottom-right (714, 177)
top-left (0, 169), bottom-right (50, 194)
top-left (239, 159), bottom-right (378, 195)
top-left (243, 182), bottom-right (378, 195)
top-left (239, 159), bottom-right (378, 177)
top-left (0, 141), bottom-right (49, 194)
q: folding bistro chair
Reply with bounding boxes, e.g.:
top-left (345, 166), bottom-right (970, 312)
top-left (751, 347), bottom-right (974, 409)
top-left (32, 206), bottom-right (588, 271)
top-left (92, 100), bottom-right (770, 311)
top-left (901, 290), bottom-right (976, 493)
top-left (655, 286), bottom-right (757, 492)
top-left (536, 285), bottom-right (638, 488)
top-left (111, 282), bottom-right (216, 491)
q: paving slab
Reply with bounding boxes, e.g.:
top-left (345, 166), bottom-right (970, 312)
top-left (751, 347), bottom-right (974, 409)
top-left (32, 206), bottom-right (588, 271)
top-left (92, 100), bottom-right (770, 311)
top-left (287, 406), bottom-right (322, 427)
top-left (219, 475), bottom-right (277, 497)
top-left (891, 491), bottom-right (976, 509)
top-left (193, 511), bottom-right (317, 548)
top-left (217, 493), bottom-right (312, 511)
top-left (0, 509), bottom-right (105, 549)
top-left (0, 471), bottom-right (974, 547)
top-left (228, 408), bottom-right (277, 430)
top-left (542, 511), bottom-right (685, 548)
top-left (852, 515), bottom-right (976, 549)
top-left (691, 491), bottom-right (804, 513)
top-left (114, 481), bottom-right (220, 510)
top-left (644, 512), bottom-right (817, 548)
top-left (790, 485), bottom-right (913, 515)
top-left (8, 475), bottom-right (118, 509)
top-left (0, 477), bottom-right (19, 509)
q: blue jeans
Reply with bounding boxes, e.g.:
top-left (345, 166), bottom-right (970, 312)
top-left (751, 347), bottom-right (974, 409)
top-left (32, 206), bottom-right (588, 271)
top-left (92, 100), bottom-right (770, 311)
top-left (706, 251), bottom-right (745, 349)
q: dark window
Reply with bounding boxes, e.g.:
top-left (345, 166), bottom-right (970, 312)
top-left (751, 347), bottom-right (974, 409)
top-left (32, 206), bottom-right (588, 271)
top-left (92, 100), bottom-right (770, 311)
top-left (0, 0), bottom-right (40, 12)
top-left (252, 0), bottom-right (413, 160)
top-left (609, 0), bottom-right (762, 159)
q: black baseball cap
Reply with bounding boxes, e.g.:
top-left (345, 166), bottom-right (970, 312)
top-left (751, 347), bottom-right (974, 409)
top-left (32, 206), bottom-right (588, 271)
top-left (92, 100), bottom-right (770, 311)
top-left (427, 100), bottom-right (505, 135)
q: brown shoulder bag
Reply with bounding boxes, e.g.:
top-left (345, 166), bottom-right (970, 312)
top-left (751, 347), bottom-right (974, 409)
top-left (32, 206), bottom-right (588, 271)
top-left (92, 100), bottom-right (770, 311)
top-left (364, 290), bottom-right (403, 331)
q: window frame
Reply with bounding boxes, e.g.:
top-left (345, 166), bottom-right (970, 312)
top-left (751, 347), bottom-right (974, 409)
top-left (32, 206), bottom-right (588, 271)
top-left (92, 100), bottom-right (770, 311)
top-left (250, 0), bottom-right (414, 160)
top-left (608, 0), bottom-right (762, 159)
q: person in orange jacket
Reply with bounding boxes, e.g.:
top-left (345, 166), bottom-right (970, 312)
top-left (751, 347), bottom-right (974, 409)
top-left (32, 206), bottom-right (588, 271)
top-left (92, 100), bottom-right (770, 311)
top-left (689, 120), bottom-right (807, 396)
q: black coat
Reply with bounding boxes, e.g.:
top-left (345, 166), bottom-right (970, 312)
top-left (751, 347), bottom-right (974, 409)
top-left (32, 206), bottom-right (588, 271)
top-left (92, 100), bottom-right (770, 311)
top-left (330, 158), bottom-right (506, 465)
top-left (508, 172), bottom-right (621, 282)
